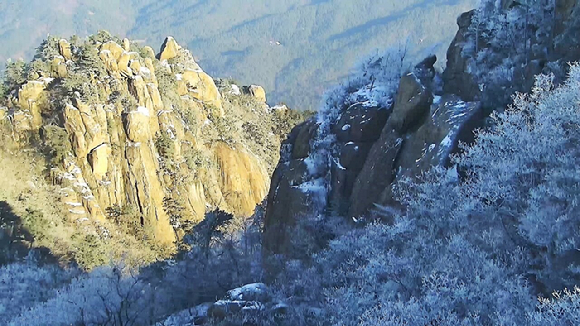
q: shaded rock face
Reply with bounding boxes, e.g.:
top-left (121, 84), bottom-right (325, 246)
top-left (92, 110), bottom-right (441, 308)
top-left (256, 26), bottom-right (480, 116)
top-left (264, 56), bottom-right (482, 256)
top-left (441, 11), bottom-right (480, 102)
top-left (264, 1), bottom-right (580, 259)
top-left (5, 36), bottom-right (282, 249)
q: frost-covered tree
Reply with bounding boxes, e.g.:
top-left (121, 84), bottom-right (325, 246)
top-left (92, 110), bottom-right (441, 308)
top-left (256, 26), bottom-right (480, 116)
top-left (9, 266), bottom-right (160, 326)
top-left (0, 262), bottom-right (73, 325)
top-left (277, 64), bottom-right (580, 325)
top-left (465, 0), bottom-right (558, 106)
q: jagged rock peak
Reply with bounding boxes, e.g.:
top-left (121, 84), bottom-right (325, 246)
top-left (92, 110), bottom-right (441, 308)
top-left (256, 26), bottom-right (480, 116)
top-left (0, 32), bottom-right (307, 261)
top-left (158, 36), bottom-right (181, 62)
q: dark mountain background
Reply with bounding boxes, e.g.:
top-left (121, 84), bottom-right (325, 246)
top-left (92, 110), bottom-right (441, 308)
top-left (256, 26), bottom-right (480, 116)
top-left (0, 0), bottom-right (476, 110)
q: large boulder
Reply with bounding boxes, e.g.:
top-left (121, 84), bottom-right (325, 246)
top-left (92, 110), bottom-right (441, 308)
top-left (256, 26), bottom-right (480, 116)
top-left (158, 36), bottom-right (180, 61)
top-left (88, 143), bottom-right (110, 180)
top-left (51, 56), bottom-right (68, 78)
top-left (58, 39), bottom-right (72, 60)
top-left (245, 85), bottom-right (267, 103)
top-left (348, 127), bottom-right (403, 218)
top-left (18, 80), bottom-right (49, 129)
top-left (123, 107), bottom-right (152, 143)
top-left (349, 94), bottom-right (482, 219)
top-left (212, 142), bottom-right (269, 217)
top-left (159, 283), bottom-right (285, 325)
top-left (179, 70), bottom-right (223, 110)
top-left (441, 10), bottom-right (481, 102)
top-left (100, 41), bottom-right (125, 61)
top-left (263, 160), bottom-right (313, 255)
top-left (332, 104), bottom-right (389, 143)
top-left (388, 73), bottom-right (433, 134)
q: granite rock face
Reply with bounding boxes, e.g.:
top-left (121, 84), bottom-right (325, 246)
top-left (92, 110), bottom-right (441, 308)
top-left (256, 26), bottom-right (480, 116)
top-left (4, 36), bottom-right (289, 249)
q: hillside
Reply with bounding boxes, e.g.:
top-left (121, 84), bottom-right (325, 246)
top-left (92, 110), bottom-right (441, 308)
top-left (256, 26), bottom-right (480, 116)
top-left (0, 0), bottom-right (476, 110)
top-left (3, 0), bottom-right (580, 325)
top-left (0, 32), bottom-right (307, 268)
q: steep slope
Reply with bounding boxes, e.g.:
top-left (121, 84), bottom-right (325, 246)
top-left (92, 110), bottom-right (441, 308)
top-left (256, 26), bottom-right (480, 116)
top-left (0, 32), bottom-right (305, 265)
top-left (263, 0), bottom-right (580, 256)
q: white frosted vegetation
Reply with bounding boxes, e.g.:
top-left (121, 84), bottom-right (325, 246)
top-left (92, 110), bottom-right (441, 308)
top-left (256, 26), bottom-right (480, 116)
top-left (280, 64), bottom-right (580, 325)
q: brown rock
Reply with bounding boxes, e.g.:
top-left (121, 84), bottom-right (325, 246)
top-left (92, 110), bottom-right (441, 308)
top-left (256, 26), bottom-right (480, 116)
top-left (213, 143), bottom-right (269, 216)
top-left (100, 41), bottom-right (124, 61)
top-left (88, 144), bottom-right (109, 180)
top-left (208, 301), bottom-right (243, 318)
top-left (181, 70), bottom-right (223, 110)
top-left (248, 85), bottom-right (267, 103)
top-left (129, 60), bottom-right (142, 75)
top-left (339, 142), bottom-right (373, 171)
top-left (158, 36), bottom-right (180, 61)
top-left (144, 58), bottom-right (158, 84)
top-left (63, 104), bottom-right (88, 157)
top-left (51, 56), bottom-right (68, 78)
top-left (100, 50), bottom-right (120, 74)
top-left (396, 95), bottom-right (482, 179)
top-left (263, 166), bottom-right (311, 255)
top-left (141, 46), bottom-right (156, 60)
top-left (124, 142), bottom-right (176, 245)
top-left (147, 83), bottom-right (164, 111)
top-left (74, 99), bottom-right (106, 152)
top-left (117, 52), bottom-right (132, 76)
top-left (123, 107), bottom-right (152, 143)
top-left (328, 162), bottom-right (360, 215)
top-left (18, 80), bottom-right (48, 129)
top-left (185, 181), bottom-right (207, 223)
top-left (58, 39), bottom-right (72, 60)
top-left (122, 38), bottom-right (131, 52)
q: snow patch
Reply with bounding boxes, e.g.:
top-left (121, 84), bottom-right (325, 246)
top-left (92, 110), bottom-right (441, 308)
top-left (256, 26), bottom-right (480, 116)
top-left (304, 156), bottom-right (319, 175)
top-left (133, 106), bottom-right (150, 116)
top-left (334, 158), bottom-right (346, 170)
top-left (139, 67), bottom-right (151, 78)
top-left (65, 202), bottom-right (83, 207)
top-left (227, 283), bottom-right (268, 301)
top-left (440, 134), bottom-right (453, 148)
top-left (230, 84), bottom-right (241, 95)
top-left (298, 178), bottom-right (326, 197)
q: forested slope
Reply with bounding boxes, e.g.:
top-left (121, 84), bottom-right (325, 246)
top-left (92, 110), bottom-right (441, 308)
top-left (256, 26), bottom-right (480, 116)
top-left (0, 0), bottom-right (476, 109)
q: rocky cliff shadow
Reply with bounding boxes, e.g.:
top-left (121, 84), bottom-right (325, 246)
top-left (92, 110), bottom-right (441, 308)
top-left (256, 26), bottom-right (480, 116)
top-left (0, 201), bottom-right (58, 266)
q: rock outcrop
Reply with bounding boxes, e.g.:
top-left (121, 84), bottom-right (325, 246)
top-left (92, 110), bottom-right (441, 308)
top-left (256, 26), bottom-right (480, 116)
top-left (263, 57), bottom-right (482, 255)
top-left (3, 35), bottom-right (294, 250)
top-left (160, 283), bottom-right (288, 325)
top-left (264, 1), bottom-right (580, 256)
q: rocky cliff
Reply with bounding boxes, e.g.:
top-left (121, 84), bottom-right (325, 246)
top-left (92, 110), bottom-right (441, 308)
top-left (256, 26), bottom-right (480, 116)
top-left (0, 32), bottom-right (304, 257)
top-left (263, 0), bottom-right (580, 256)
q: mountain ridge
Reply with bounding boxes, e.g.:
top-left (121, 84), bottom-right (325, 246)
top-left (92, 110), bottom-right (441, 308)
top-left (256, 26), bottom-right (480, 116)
top-left (0, 32), bottom-right (307, 267)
